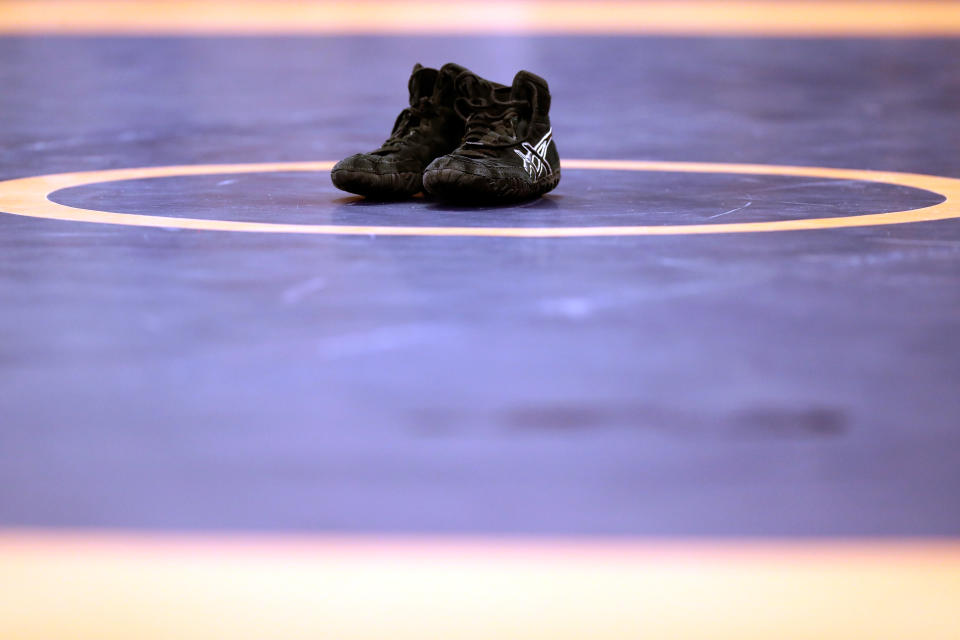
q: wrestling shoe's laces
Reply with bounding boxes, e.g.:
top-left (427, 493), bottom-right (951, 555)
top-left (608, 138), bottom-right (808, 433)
top-left (455, 96), bottom-right (527, 152)
top-left (377, 96), bottom-right (437, 152)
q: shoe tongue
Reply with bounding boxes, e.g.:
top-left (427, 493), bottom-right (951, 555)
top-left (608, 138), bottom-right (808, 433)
top-left (510, 70), bottom-right (549, 114)
top-left (431, 63), bottom-right (469, 106)
top-left (408, 63), bottom-right (439, 103)
top-left (456, 71), bottom-right (496, 102)
top-left (439, 62), bottom-right (470, 78)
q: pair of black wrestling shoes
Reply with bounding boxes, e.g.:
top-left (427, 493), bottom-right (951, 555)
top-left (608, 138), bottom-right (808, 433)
top-left (331, 63), bottom-right (560, 203)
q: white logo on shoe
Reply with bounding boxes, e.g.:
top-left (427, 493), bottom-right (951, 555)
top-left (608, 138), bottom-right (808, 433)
top-left (514, 128), bottom-right (553, 180)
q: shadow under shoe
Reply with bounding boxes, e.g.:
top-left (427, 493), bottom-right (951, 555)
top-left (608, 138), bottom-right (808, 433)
top-left (423, 70), bottom-right (561, 204)
top-left (331, 63), bottom-right (467, 200)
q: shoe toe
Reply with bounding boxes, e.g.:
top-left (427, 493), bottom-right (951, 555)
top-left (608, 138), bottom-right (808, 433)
top-left (330, 153), bottom-right (423, 198)
top-left (424, 153), bottom-right (560, 203)
top-left (333, 153), bottom-right (377, 174)
top-left (423, 156), bottom-right (502, 200)
top-left (425, 155), bottom-right (494, 178)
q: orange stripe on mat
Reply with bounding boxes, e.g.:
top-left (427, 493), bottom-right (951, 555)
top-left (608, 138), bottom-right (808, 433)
top-left (1, 1), bottom-right (959, 36)
top-left (1, 532), bottom-right (959, 639)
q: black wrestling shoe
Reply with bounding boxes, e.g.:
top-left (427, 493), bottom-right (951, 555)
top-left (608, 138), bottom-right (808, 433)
top-left (331, 63), bottom-right (468, 199)
top-left (422, 70), bottom-right (560, 203)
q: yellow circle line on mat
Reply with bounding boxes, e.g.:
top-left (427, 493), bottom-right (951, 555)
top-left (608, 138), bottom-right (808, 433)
top-left (1, 532), bottom-right (960, 640)
top-left (2, 1), bottom-right (960, 37)
top-left (0, 159), bottom-right (958, 237)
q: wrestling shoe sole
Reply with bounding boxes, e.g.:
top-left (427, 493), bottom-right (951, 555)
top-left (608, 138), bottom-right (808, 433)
top-left (422, 167), bottom-right (561, 203)
top-left (330, 168), bottom-right (423, 199)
